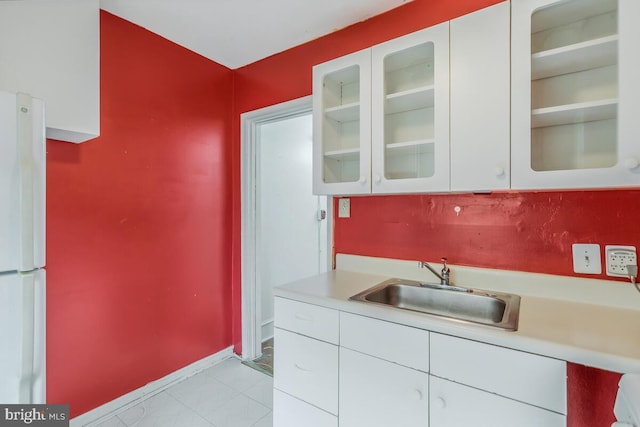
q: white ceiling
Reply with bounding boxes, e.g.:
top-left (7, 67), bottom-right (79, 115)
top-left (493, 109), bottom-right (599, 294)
top-left (100, 0), bottom-right (411, 69)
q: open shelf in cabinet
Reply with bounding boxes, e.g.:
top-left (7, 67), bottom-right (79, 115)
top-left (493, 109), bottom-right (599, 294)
top-left (531, 98), bottom-right (617, 128)
top-left (385, 86), bottom-right (434, 115)
top-left (532, 35), bottom-right (618, 80)
top-left (324, 102), bottom-right (360, 123)
top-left (324, 147), bottom-right (360, 161)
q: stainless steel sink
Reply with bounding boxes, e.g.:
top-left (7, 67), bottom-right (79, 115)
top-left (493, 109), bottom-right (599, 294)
top-left (349, 278), bottom-right (520, 330)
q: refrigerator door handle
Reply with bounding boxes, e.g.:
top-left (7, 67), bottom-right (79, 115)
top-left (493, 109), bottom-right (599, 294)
top-left (16, 93), bottom-right (36, 272)
top-left (18, 272), bottom-right (36, 404)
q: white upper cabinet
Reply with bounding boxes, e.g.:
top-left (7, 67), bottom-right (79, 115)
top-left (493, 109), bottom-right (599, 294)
top-left (512, 0), bottom-right (640, 189)
top-left (313, 23), bottom-right (449, 195)
top-left (371, 23), bottom-right (450, 194)
top-left (313, 50), bottom-right (372, 195)
top-left (0, 0), bottom-right (100, 143)
top-left (450, 1), bottom-right (511, 192)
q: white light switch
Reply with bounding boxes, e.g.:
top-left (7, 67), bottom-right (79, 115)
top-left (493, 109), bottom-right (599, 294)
top-left (572, 244), bottom-right (601, 274)
top-left (338, 198), bottom-right (350, 218)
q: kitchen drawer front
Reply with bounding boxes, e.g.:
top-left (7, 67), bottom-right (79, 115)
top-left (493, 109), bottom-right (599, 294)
top-left (430, 333), bottom-right (566, 414)
top-left (430, 376), bottom-right (566, 427)
top-left (340, 312), bottom-right (429, 372)
top-left (274, 297), bottom-right (339, 344)
top-left (273, 390), bottom-right (337, 427)
top-left (274, 328), bottom-right (339, 415)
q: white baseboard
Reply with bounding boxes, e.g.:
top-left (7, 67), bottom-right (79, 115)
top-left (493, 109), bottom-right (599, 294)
top-left (70, 346), bottom-right (234, 427)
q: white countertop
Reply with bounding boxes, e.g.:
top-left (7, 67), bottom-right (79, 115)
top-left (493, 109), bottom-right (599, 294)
top-left (274, 257), bottom-right (640, 374)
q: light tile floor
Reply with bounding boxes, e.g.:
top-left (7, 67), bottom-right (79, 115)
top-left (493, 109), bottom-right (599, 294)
top-left (95, 358), bottom-right (273, 427)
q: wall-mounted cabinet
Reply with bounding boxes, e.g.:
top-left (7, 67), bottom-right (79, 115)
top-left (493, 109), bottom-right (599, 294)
top-left (512, 0), bottom-right (640, 189)
top-left (313, 2), bottom-right (511, 195)
top-left (0, 0), bottom-right (100, 143)
top-left (313, 23), bottom-right (449, 195)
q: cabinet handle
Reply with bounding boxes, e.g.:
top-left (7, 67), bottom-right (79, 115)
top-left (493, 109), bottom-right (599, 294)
top-left (412, 389), bottom-right (423, 401)
top-left (359, 176), bottom-right (367, 185)
top-left (494, 166), bottom-right (505, 177)
top-left (294, 363), bottom-right (311, 373)
top-left (624, 158), bottom-right (639, 170)
top-left (374, 174), bottom-right (382, 184)
top-left (294, 313), bottom-right (313, 322)
top-left (434, 397), bottom-right (446, 409)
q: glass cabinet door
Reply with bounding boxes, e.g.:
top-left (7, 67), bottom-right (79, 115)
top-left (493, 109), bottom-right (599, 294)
top-left (371, 22), bottom-right (450, 194)
top-left (312, 49), bottom-right (371, 195)
top-left (512, 0), bottom-right (640, 189)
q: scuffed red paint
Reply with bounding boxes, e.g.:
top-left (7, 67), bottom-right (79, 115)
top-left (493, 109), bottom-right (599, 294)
top-left (333, 191), bottom-right (640, 280)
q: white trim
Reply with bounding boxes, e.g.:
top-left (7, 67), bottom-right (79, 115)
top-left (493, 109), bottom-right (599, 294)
top-left (70, 347), bottom-right (234, 427)
top-left (240, 96), bottom-right (333, 360)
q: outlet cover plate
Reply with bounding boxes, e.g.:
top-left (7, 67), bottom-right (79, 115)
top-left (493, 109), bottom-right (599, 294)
top-left (572, 243), bottom-right (601, 274)
top-left (338, 198), bottom-right (350, 218)
top-left (605, 245), bottom-right (637, 277)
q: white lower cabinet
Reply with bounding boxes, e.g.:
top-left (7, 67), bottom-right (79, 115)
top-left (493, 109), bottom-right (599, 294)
top-left (339, 347), bottom-right (429, 427)
top-left (273, 303), bottom-right (567, 427)
top-left (429, 377), bottom-right (566, 427)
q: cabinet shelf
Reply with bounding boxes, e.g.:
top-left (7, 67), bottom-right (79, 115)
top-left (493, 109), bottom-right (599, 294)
top-left (386, 139), bottom-right (434, 156)
top-left (531, 98), bottom-right (617, 128)
top-left (385, 86), bottom-right (435, 114)
top-left (531, 0), bottom-right (617, 33)
top-left (532, 35), bottom-right (618, 80)
top-left (324, 102), bottom-right (360, 123)
top-left (324, 148), bottom-right (360, 161)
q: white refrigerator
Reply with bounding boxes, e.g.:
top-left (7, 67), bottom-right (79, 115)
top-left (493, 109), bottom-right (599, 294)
top-left (0, 91), bottom-right (46, 404)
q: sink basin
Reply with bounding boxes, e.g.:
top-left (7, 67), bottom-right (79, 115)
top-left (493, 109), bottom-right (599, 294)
top-left (349, 278), bottom-right (520, 330)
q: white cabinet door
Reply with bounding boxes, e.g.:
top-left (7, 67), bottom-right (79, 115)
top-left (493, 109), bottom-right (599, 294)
top-left (511, 0), bottom-right (640, 189)
top-left (430, 377), bottom-right (566, 427)
top-left (313, 49), bottom-right (372, 195)
top-left (273, 390), bottom-right (337, 427)
top-left (450, 1), bottom-right (510, 191)
top-left (371, 22), bottom-right (450, 194)
top-left (339, 348), bottom-right (429, 427)
top-left (274, 328), bottom-right (339, 415)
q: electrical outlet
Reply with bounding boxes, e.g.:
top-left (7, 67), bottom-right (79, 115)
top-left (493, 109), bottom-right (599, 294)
top-left (605, 245), bottom-right (637, 277)
top-left (338, 198), bottom-right (350, 218)
top-left (572, 244), bottom-right (601, 274)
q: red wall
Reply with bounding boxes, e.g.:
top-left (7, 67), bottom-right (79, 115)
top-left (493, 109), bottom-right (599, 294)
top-left (46, 11), bottom-right (233, 417)
top-left (334, 191), bottom-right (640, 279)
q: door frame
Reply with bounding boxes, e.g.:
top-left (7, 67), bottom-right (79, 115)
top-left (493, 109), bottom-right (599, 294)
top-left (240, 95), bottom-right (333, 360)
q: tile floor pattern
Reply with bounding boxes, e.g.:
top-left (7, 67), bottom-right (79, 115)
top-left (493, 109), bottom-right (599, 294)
top-left (95, 358), bottom-right (273, 427)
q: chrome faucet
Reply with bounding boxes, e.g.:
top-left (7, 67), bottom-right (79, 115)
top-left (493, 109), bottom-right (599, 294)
top-left (418, 257), bottom-right (471, 292)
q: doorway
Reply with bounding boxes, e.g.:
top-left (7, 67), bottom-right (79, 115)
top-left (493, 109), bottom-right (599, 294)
top-left (240, 96), bottom-right (332, 363)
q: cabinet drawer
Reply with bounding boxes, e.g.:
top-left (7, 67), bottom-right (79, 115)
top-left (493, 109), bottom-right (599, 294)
top-left (274, 328), bottom-right (339, 415)
top-left (273, 390), bottom-right (337, 427)
top-left (430, 333), bottom-right (566, 414)
top-left (274, 297), bottom-right (339, 344)
top-left (430, 376), bottom-right (566, 427)
top-left (340, 312), bottom-right (429, 372)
